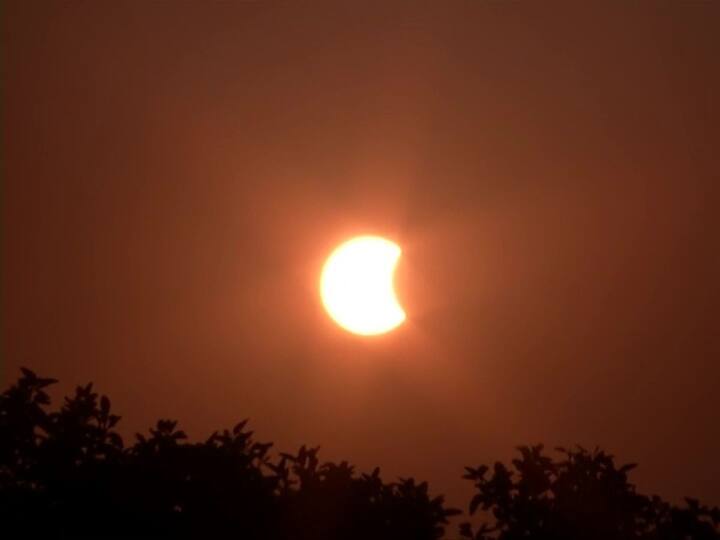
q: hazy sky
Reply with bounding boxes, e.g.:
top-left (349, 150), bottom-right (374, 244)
top-left (3, 1), bottom-right (719, 508)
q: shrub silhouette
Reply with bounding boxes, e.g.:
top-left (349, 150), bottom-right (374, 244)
top-left (1, 368), bottom-right (718, 539)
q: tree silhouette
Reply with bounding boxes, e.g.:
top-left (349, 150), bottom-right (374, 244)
top-left (1, 368), bottom-right (718, 539)
top-left (0, 368), bottom-right (457, 538)
top-left (459, 445), bottom-right (720, 540)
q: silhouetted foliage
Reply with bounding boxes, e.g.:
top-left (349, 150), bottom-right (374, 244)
top-left (1, 369), bottom-right (717, 539)
top-left (0, 369), bottom-right (457, 538)
top-left (459, 445), bottom-right (720, 540)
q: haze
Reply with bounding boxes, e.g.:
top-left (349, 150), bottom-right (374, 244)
top-left (3, 2), bottom-right (719, 509)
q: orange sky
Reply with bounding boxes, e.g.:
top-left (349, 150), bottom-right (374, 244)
top-left (3, 1), bottom-right (719, 508)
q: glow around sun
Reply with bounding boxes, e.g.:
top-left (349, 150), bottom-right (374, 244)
top-left (320, 236), bottom-right (406, 336)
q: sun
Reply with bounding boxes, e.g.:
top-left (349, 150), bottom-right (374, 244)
top-left (320, 236), bottom-right (406, 336)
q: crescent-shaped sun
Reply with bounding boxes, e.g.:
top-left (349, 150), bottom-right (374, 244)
top-left (320, 236), bottom-right (406, 336)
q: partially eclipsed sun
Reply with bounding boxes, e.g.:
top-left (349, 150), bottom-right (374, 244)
top-left (320, 236), bottom-right (406, 336)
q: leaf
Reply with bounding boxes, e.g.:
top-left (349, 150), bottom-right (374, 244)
top-left (20, 367), bottom-right (37, 381)
top-left (37, 377), bottom-right (58, 388)
top-left (463, 465), bottom-right (488, 480)
top-left (233, 419), bottom-right (249, 434)
top-left (108, 432), bottom-right (124, 448)
top-left (469, 493), bottom-right (483, 515)
top-left (459, 522), bottom-right (474, 538)
top-left (100, 396), bottom-right (110, 416)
